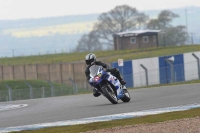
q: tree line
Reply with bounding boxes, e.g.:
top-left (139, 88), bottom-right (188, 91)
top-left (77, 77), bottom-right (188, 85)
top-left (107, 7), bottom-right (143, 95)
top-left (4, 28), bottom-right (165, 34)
top-left (76, 5), bottom-right (188, 52)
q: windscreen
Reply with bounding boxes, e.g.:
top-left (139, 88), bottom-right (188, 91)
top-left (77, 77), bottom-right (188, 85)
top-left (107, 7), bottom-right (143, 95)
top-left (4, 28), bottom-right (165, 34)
top-left (89, 65), bottom-right (102, 77)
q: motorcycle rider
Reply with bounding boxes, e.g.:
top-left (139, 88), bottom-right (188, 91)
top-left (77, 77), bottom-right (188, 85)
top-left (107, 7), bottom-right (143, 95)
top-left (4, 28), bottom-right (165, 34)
top-left (85, 53), bottom-right (126, 97)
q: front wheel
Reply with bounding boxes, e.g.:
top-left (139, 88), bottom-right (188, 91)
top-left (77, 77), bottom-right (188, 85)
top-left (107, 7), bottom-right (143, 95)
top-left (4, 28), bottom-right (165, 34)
top-left (121, 89), bottom-right (131, 102)
top-left (102, 85), bottom-right (118, 104)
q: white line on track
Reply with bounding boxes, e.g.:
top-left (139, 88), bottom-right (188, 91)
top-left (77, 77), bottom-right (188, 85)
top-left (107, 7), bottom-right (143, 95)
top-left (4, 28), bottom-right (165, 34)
top-left (0, 103), bottom-right (200, 133)
top-left (0, 104), bottom-right (28, 112)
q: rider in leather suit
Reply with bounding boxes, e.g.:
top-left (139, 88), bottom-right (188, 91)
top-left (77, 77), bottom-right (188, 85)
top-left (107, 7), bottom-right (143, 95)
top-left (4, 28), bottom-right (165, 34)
top-left (85, 53), bottom-right (126, 97)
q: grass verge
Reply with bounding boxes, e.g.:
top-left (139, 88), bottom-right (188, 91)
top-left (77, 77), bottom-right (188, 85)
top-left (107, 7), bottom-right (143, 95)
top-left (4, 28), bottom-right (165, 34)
top-left (1, 45), bottom-right (200, 65)
top-left (14, 107), bottom-right (200, 133)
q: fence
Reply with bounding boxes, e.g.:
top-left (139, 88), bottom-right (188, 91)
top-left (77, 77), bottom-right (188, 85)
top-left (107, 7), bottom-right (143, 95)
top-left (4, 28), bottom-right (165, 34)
top-left (127, 61), bottom-right (200, 88)
top-left (0, 60), bottom-right (200, 102)
top-left (0, 82), bottom-right (92, 102)
top-left (1, 61), bottom-right (199, 102)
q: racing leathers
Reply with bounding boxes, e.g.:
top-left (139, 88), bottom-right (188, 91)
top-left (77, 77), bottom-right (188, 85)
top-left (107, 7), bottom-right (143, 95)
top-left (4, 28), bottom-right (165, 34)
top-left (85, 61), bottom-right (126, 97)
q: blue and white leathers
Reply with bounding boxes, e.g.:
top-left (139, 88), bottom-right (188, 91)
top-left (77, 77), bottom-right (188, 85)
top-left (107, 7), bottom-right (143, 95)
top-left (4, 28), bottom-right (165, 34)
top-left (89, 65), bottom-right (124, 99)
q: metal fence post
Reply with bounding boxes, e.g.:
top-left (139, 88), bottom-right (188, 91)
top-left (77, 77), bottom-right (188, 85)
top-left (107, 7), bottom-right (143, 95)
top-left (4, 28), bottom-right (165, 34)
top-left (175, 71), bottom-right (177, 83)
top-left (5, 84), bottom-right (12, 101)
top-left (19, 89), bottom-right (21, 100)
top-left (60, 86), bottom-right (63, 95)
top-left (42, 87), bottom-right (45, 98)
top-left (47, 81), bottom-right (54, 97)
top-left (75, 83), bottom-right (78, 94)
top-left (140, 64), bottom-right (149, 86)
top-left (25, 82), bottom-right (33, 99)
top-left (69, 78), bottom-right (78, 94)
top-left (192, 53), bottom-right (200, 79)
top-left (165, 58), bottom-right (175, 83)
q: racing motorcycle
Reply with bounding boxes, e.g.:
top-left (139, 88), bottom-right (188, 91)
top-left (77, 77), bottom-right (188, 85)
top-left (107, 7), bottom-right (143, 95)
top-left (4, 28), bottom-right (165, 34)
top-left (89, 65), bottom-right (131, 104)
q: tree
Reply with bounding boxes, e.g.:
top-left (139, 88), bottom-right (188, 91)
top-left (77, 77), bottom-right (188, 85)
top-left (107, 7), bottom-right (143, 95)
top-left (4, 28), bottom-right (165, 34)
top-left (78, 5), bottom-right (149, 50)
top-left (158, 10), bottom-right (179, 28)
top-left (147, 10), bottom-right (179, 30)
top-left (136, 13), bottom-right (149, 30)
top-left (164, 26), bottom-right (187, 46)
top-left (75, 31), bottom-right (102, 52)
top-left (147, 10), bottom-right (187, 46)
top-left (147, 19), bottom-right (161, 30)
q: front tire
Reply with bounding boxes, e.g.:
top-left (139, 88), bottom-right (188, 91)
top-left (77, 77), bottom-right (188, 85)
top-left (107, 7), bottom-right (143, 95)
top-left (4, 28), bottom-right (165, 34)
top-left (121, 89), bottom-right (131, 102)
top-left (102, 86), bottom-right (118, 104)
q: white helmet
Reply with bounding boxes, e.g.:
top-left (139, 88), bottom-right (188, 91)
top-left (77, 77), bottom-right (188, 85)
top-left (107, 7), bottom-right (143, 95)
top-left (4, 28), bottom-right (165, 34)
top-left (85, 53), bottom-right (96, 65)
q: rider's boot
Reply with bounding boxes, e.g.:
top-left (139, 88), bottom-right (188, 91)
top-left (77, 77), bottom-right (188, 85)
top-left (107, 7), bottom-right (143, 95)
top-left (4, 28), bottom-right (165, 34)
top-left (119, 79), bottom-right (126, 85)
top-left (122, 85), bottom-right (127, 89)
top-left (93, 88), bottom-right (101, 97)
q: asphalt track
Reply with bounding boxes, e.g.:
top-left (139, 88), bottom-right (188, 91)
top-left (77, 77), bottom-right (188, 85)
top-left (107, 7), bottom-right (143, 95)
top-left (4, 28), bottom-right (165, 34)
top-left (0, 84), bottom-right (200, 128)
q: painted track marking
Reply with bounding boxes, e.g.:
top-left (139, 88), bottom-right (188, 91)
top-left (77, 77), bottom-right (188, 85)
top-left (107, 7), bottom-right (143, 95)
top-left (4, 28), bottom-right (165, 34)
top-left (0, 103), bottom-right (200, 133)
top-left (0, 104), bottom-right (28, 112)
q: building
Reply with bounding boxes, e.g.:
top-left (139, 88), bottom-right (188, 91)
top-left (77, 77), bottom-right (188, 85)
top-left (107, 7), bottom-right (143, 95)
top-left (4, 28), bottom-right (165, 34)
top-left (113, 30), bottom-right (160, 50)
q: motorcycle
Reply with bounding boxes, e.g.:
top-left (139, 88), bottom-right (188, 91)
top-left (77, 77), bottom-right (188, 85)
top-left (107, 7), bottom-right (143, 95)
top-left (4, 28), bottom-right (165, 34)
top-left (89, 65), bottom-right (131, 104)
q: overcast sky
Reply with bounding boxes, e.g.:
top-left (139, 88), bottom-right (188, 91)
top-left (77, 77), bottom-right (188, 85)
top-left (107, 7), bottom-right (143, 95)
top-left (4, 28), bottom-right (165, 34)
top-left (0, 0), bottom-right (200, 20)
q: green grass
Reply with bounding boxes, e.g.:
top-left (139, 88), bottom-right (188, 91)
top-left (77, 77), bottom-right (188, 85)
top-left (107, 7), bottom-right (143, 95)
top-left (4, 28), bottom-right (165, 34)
top-left (1, 45), bottom-right (200, 65)
top-left (13, 107), bottom-right (200, 133)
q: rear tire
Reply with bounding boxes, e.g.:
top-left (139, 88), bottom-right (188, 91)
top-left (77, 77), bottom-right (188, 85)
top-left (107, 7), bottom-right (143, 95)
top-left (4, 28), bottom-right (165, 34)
top-left (102, 86), bottom-right (118, 104)
top-left (121, 89), bottom-right (131, 102)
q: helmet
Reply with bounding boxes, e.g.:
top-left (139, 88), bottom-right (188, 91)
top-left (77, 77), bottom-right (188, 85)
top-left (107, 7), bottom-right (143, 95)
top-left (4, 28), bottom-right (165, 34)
top-left (85, 53), bottom-right (96, 65)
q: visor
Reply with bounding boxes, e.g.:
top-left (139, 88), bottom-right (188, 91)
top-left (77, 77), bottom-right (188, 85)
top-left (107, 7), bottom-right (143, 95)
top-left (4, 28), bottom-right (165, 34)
top-left (85, 58), bottom-right (94, 65)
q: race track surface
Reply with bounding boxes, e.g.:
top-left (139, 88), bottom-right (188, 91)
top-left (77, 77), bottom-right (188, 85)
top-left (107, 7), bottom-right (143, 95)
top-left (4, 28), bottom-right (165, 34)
top-left (0, 84), bottom-right (200, 128)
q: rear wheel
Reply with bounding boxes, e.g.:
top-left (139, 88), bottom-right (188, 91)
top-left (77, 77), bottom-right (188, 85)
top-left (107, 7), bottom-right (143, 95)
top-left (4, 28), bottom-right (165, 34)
top-left (102, 86), bottom-right (118, 104)
top-left (121, 89), bottom-right (131, 102)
